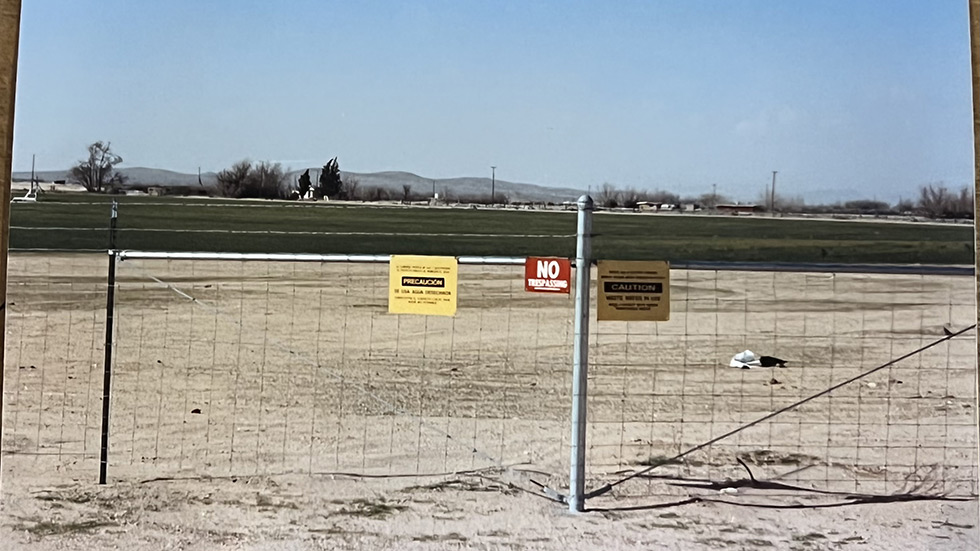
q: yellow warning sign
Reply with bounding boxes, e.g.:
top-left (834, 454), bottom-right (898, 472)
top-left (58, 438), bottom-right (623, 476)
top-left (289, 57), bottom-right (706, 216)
top-left (389, 255), bottom-right (458, 316)
top-left (597, 260), bottom-right (670, 321)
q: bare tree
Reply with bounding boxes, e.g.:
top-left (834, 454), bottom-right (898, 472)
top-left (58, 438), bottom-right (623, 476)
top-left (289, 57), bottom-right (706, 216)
top-left (402, 184), bottom-right (413, 203)
top-left (618, 187), bottom-right (641, 209)
top-left (216, 160), bottom-right (289, 199)
top-left (597, 184), bottom-right (674, 209)
top-left (216, 160), bottom-right (252, 198)
top-left (754, 189), bottom-right (805, 213)
top-left (363, 185), bottom-right (392, 201)
top-left (251, 161), bottom-right (288, 199)
top-left (695, 192), bottom-right (730, 209)
top-left (68, 141), bottom-right (127, 193)
top-left (918, 184), bottom-right (951, 218)
top-left (456, 192), bottom-right (509, 204)
top-left (895, 198), bottom-right (915, 213)
top-left (596, 183), bottom-right (619, 208)
top-left (843, 200), bottom-right (889, 214)
top-left (773, 193), bottom-right (806, 213)
top-left (956, 186), bottom-right (973, 217)
top-left (914, 183), bottom-right (973, 219)
top-left (342, 175), bottom-right (361, 200)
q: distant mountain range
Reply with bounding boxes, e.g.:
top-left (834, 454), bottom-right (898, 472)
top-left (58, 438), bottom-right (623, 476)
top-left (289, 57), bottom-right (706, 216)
top-left (11, 167), bottom-right (586, 203)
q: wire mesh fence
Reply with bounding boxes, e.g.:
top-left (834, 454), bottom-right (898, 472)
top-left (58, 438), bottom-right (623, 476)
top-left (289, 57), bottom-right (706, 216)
top-left (584, 269), bottom-right (977, 507)
top-left (1, 251), bottom-right (976, 508)
top-left (2, 253), bottom-right (106, 476)
top-left (106, 258), bottom-right (574, 485)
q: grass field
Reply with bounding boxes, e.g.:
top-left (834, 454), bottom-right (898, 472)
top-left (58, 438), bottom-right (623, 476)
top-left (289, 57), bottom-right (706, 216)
top-left (9, 193), bottom-right (974, 264)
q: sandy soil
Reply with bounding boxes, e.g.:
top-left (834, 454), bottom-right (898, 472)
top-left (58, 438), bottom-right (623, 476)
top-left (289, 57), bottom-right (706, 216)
top-left (1, 253), bottom-right (977, 549)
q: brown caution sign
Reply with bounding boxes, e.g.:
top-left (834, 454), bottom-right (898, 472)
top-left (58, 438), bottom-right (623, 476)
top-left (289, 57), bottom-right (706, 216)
top-left (597, 260), bottom-right (670, 321)
top-left (389, 255), bottom-right (458, 316)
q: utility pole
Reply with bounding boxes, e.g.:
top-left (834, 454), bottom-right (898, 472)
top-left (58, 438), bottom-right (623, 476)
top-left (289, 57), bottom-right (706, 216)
top-left (491, 166), bottom-right (496, 206)
top-left (712, 183), bottom-right (717, 207)
top-left (770, 171), bottom-right (778, 216)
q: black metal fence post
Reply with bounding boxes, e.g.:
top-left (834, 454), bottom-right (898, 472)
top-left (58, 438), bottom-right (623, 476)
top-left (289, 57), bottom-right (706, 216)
top-left (99, 200), bottom-right (118, 484)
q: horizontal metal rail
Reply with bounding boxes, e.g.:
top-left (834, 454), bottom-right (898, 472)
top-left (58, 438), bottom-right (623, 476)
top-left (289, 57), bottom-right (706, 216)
top-left (670, 260), bottom-right (974, 276)
top-left (112, 249), bottom-right (973, 275)
top-left (116, 250), bottom-right (527, 265)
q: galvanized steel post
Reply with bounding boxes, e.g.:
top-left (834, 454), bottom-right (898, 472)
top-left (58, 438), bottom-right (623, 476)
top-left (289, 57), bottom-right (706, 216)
top-left (568, 194), bottom-right (593, 512)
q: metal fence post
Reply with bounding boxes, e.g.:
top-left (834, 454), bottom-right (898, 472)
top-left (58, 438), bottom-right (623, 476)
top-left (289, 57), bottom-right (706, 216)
top-left (99, 200), bottom-right (118, 484)
top-left (569, 194), bottom-right (593, 512)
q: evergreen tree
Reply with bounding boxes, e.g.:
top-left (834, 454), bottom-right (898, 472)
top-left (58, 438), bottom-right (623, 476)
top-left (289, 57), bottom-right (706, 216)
top-left (319, 157), bottom-right (343, 199)
top-left (297, 169), bottom-right (312, 198)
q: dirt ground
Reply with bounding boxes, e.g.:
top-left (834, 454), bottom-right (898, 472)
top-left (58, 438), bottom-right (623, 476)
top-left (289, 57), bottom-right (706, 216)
top-left (1, 253), bottom-right (977, 549)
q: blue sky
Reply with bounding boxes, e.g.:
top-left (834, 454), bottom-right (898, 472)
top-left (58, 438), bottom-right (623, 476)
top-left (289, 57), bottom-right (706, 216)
top-left (11, 1), bottom-right (973, 203)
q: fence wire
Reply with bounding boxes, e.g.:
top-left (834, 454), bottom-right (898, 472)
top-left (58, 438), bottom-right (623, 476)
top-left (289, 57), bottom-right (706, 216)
top-left (1, 252), bottom-right (976, 509)
top-left (585, 269), bottom-right (977, 506)
top-left (106, 259), bottom-right (573, 493)
top-left (2, 254), bottom-right (105, 477)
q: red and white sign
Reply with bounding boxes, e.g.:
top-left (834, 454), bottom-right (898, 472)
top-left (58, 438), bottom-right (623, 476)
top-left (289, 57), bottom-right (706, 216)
top-left (524, 257), bottom-right (571, 293)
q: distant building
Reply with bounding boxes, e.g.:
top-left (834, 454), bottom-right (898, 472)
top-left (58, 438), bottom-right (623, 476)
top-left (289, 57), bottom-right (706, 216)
top-left (637, 202), bottom-right (680, 212)
top-left (716, 204), bottom-right (761, 215)
top-left (147, 186), bottom-right (165, 196)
